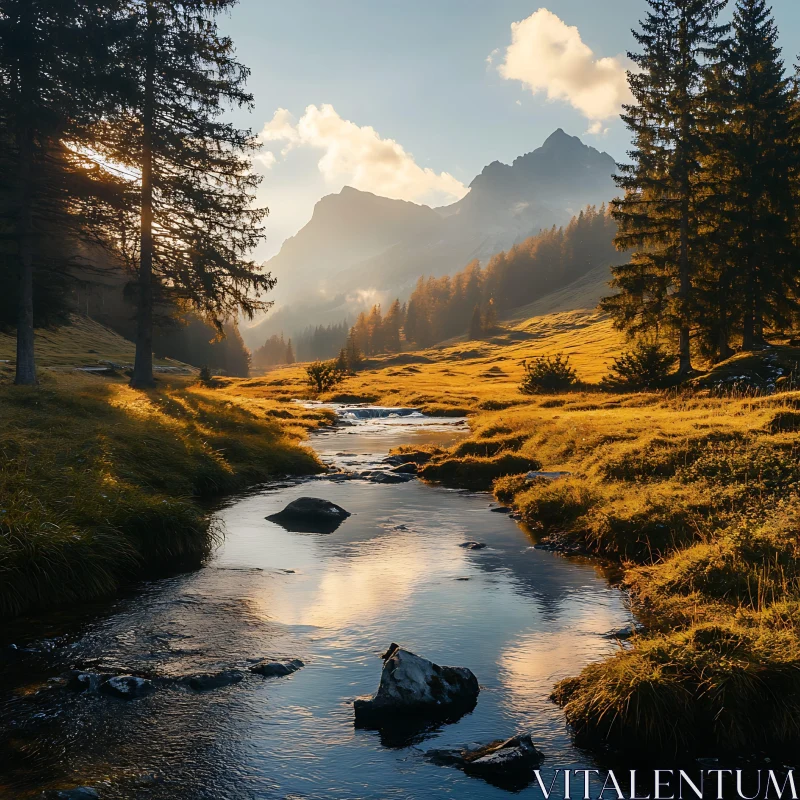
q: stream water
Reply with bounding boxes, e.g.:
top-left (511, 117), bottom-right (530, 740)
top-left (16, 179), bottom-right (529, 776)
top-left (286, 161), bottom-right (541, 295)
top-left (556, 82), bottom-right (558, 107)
top-left (1, 408), bottom-right (633, 799)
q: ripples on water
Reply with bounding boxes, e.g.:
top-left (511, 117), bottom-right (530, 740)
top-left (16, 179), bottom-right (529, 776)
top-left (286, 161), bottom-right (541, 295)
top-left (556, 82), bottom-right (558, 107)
top-left (0, 409), bottom-right (632, 799)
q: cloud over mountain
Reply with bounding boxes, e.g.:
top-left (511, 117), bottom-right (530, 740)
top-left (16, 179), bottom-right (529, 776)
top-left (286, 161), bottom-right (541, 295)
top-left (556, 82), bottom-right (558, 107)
top-left (260, 104), bottom-right (468, 205)
top-left (497, 8), bottom-right (632, 126)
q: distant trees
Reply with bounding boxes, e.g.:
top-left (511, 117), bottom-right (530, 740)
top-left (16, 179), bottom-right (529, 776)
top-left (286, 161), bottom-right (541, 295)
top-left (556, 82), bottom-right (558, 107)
top-left (604, 0), bottom-right (800, 366)
top-left (251, 334), bottom-right (294, 369)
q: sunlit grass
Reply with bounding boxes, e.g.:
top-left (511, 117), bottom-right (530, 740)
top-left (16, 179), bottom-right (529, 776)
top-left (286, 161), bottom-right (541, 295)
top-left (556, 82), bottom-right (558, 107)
top-left (0, 371), bottom-right (329, 617)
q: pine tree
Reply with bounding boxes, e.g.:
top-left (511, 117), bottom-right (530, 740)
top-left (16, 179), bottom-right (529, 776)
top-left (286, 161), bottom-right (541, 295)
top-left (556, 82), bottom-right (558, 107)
top-left (382, 298), bottom-right (402, 352)
top-left (705, 0), bottom-right (799, 353)
top-left (468, 305), bottom-right (483, 339)
top-left (0, 1), bottom-right (126, 384)
top-left (286, 338), bottom-right (295, 364)
top-left (604, 0), bottom-right (729, 375)
top-left (102, 0), bottom-right (273, 388)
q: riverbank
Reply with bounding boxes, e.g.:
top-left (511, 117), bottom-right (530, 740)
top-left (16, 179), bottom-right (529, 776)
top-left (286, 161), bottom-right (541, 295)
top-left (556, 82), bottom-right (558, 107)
top-left (255, 346), bottom-right (800, 759)
top-left (0, 372), bottom-right (330, 617)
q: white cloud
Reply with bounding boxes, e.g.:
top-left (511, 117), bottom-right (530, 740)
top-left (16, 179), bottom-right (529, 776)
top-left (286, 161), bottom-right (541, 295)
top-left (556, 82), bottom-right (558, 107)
top-left (258, 104), bottom-right (467, 204)
top-left (255, 150), bottom-right (277, 169)
top-left (497, 8), bottom-right (632, 126)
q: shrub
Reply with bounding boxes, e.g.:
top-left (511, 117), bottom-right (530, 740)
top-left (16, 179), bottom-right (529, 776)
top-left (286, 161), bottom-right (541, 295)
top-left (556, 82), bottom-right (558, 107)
top-left (306, 360), bottom-right (344, 393)
top-left (519, 354), bottom-right (577, 394)
top-left (602, 342), bottom-right (675, 390)
top-left (419, 453), bottom-right (541, 491)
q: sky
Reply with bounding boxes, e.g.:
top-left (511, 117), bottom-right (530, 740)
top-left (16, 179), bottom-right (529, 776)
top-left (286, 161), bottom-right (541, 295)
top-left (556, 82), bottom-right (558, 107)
top-left (218, 0), bottom-right (800, 261)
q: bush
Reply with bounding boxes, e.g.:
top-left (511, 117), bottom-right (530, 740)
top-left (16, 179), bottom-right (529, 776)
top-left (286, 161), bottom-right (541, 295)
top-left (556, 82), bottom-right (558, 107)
top-left (306, 360), bottom-right (344, 393)
top-left (602, 342), bottom-right (675, 390)
top-left (519, 354), bottom-right (578, 394)
top-left (419, 453), bottom-right (541, 491)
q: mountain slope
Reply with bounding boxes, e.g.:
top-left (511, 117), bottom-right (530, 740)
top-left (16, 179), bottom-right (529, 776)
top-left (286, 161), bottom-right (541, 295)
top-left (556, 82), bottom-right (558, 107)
top-left (244, 129), bottom-right (618, 347)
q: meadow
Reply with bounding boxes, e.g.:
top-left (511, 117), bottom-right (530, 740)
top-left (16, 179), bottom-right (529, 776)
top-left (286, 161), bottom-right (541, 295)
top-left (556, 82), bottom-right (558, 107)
top-left (254, 294), bottom-right (800, 757)
top-left (0, 366), bottom-right (330, 617)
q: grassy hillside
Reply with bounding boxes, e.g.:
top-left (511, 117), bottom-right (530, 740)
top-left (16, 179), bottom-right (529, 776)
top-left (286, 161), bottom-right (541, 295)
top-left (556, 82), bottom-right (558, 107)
top-left (0, 370), bottom-right (331, 617)
top-left (251, 288), bottom-right (800, 758)
top-left (0, 315), bottom-right (188, 374)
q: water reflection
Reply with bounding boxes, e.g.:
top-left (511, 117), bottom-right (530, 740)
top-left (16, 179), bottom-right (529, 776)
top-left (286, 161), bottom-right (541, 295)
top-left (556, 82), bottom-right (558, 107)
top-left (0, 413), bottom-right (633, 799)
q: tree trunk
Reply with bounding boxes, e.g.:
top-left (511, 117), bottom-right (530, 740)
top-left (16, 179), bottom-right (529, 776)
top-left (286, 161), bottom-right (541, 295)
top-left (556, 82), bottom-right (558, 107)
top-left (14, 3), bottom-right (36, 386)
top-left (677, 167), bottom-right (693, 376)
top-left (130, 1), bottom-right (156, 389)
top-left (14, 126), bottom-right (36, 386)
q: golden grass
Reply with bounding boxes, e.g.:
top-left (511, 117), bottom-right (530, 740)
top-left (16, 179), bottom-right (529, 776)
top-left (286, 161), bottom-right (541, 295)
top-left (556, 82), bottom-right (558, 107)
top-left (235, 295), bottom-right (800, 756)
top-left (0, 314), bottom-right (184, 370)
top-left (0, 371), bottom-right (330, 617)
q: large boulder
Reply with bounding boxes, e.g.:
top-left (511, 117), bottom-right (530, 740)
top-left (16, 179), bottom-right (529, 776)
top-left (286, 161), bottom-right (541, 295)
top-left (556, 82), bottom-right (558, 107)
top-left (266, 497), bottom-right (351, 534)
top-left (354, 643), bottom-right (479, 726)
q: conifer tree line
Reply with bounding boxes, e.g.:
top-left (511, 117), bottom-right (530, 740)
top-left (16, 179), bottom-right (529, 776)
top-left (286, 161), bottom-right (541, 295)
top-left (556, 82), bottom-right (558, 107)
top-left (251, 333), bottom-right (295, 370)
top-left (605, 0), bottom-right (800, 372)
top-left (341, 205), bottom-right (617, 357)
top-left (0, 0), bottom-right (273, 386)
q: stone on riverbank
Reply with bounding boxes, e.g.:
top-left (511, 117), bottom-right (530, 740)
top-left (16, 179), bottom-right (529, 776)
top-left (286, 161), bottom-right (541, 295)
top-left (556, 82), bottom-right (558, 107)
top-left (249, 658), bottom-right (304, 677)
top-left (353, 643), bottom-right (479, 726)
top-left (267, 497), bottom-right (351, 534)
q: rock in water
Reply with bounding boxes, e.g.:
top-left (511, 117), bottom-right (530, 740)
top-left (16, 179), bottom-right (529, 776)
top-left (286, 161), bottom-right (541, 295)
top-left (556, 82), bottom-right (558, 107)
top-left (427, 734), bottom-right (544, 786)
top-left (100, 675), bottom-right (155, 699)
top-left (459, 541), bottom-right (487, 550)
top-left (185, 670), bottom-right (243, 691)
top-left (464, 734), bottom-right (544, 779)
top-left (45, 789), bottom-right (100, 800)
top-left (266, 497), bottom-right (351, 534)
top-left (353, 643), bottom-right (479, 725)
top-left (250, 658), bottom-right (304, 677)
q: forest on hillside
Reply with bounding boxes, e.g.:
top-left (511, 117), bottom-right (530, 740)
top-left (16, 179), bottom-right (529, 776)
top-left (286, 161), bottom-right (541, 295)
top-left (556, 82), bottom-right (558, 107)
top-left (252, 205), bottom-right (617, 366)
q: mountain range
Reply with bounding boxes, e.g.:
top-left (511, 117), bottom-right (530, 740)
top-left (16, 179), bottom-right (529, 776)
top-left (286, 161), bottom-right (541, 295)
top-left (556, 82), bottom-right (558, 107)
top-left (242, 129), bottom-right (618, 347)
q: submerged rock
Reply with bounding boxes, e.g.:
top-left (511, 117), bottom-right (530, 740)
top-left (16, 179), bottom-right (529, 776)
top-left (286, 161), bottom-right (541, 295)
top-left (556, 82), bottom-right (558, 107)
top-left (459, 541), bottom-right (487, 550)
top-left (65, 671), bottom-right (108, 693)
top-left (185, 670), bottom-right (243, 691)
top-left (464, 734), bottom-right (544, 778)
top-left (44, 788), bottom-right (100, 800)
top-left (100, 675), bottom-right (155, 699)
top-left (490, 506), bottom-right (512, 514)
top-left (266, 497), bottom-right (351, 534)
top-left (249, 658), bottom-right (304, 677)
top-left (360, 470), bottom-right (414, 484)
top-left (353, 643), bottom-right (479, 726)
top-left (391, 462), bottom-right (418, 475)
top-left (427, 734), bottom-right (544, 783)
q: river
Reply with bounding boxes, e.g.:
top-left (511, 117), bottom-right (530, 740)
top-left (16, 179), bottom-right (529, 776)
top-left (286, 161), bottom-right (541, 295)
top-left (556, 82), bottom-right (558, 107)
top-left (1, 408), bottom-right (633, 799)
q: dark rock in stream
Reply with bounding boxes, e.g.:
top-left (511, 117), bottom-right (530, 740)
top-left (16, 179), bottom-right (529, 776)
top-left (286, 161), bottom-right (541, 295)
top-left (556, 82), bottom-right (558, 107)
top-left (459, 541), bottom-right (487, 550)
top-left (427, 734), bottom-right (544, 785)
top-left (100, 675), bottom-right (155, 699)
top-left (391, 462), bottom-right (418, 475)
top-left (353, 643), bottom-right (479, 727)
top-left (43, 788), bottom-right (100, 800)
top-left (266, 497), bottom-right (351, 534)
top-left (249, 658), bottom-right (304, 677)
top-left (489, 506), bottom-right (512, 514)
top-left (360, 470), bottom-right (414, 484)
top-left (184, 670), bottom-right (244, 691)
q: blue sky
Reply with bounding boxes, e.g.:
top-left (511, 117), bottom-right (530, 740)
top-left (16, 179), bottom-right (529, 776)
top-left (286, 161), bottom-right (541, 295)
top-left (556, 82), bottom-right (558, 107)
top-left (219, 1), bottom-right (800, 259)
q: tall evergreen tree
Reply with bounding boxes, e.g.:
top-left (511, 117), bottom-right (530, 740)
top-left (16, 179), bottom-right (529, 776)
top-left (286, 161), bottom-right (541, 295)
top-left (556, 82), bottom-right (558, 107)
top-left (103, 0), bottom-right (273, 388)
top-left (604, 0), bottom-right (729, 375)
top-left (0, 0), bottom-right (125, 384)
top-left (704, 0), bottom-right (799, 354)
